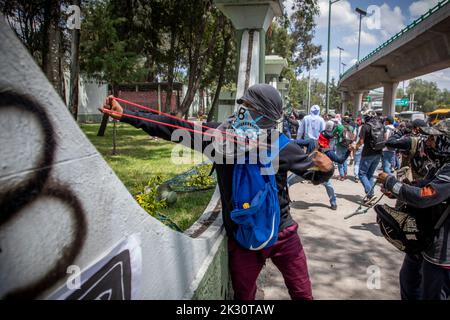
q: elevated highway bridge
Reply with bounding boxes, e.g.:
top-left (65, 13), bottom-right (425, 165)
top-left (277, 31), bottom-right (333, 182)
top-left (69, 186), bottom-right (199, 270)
top-left (338, 0), bottom-right (450, 116)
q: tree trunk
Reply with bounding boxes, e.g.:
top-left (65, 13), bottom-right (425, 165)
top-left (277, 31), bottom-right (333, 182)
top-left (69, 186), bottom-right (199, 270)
top-left (68, 0), bottom-right (81, 120)
top-left (178, 15), bottom-right (223, 117)
top-left (42, 0), bottom-right (62, 97)
top-left (97, 84), bottom-right (118, 136)
top-left (207, 31), bottom-right (231, 122)
top-left (164, 29), bottom-right (177, 113)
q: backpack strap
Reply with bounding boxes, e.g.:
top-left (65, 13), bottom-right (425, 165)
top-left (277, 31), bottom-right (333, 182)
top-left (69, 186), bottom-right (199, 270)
top-left (265, 133), bottom-right (291, 163)
top-left (434, 203), bottom-right (450, 230)
top-left (259, 133), bottom-right (291, 175)
top-left (409, 137), bottom-right (419, 159)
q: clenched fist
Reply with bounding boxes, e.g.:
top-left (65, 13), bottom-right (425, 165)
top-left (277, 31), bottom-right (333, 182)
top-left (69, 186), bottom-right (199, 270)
top-left (310, 151), bottom-right (333, 172)
top-left (98, 95), bottom-right (123, 120)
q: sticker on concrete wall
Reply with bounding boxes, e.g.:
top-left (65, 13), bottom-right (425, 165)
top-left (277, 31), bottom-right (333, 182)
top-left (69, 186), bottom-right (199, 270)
top-left (49, 234), bottom-right (142, 300)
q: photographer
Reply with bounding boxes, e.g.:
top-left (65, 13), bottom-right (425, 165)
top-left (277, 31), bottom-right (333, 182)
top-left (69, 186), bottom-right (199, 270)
top-left (377, 121), bottom-right (450, 300)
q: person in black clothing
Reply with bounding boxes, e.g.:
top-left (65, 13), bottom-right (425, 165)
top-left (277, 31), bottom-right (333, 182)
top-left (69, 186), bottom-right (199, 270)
top-left (355, 110), bottom-right (383, 203)
top-left (385, 120), bottom-right (431, 182)
top-left (377, 122), bottom-right (450, 299)
top-left (100, 84), bottom-right (334, 300)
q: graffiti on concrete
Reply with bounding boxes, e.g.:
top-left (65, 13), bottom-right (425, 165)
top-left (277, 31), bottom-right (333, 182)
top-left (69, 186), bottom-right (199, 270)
top-left (0, 90), bottom-right (87, 299)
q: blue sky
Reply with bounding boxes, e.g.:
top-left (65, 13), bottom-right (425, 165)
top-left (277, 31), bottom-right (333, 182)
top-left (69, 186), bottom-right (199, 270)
top-left (285, 0), bottom-right (450, 90)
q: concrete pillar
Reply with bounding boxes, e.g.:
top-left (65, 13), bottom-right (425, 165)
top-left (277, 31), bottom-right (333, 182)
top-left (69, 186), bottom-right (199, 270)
top-left (382, 81), bottom-right (399, 117)
top-left (214, 0), bottom-right (283, 111)
top-left (235, 29), bottom-right (261, 105)
top-left (342, 101), bottom-right (348, 115)
top-left (353, 91), bottom-right (364, 116)
top-left (341, 91), bottom-right (350, 115)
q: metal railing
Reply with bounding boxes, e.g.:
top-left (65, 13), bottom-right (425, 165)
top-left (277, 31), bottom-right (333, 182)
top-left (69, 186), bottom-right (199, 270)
top-left (339, 0), bottom-right (450, 81)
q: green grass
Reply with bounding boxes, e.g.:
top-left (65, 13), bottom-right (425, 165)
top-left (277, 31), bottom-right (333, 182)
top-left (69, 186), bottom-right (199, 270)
top-left (80, 122), bottom-right (214, 230)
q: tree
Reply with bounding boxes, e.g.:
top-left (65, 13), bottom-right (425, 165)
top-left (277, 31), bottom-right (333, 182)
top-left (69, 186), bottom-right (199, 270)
top-left (407, 79), bottom-right (439, 112)
top-left (206, 20), bottom-right (236, 122)
top-left (310, 78), bottom-right (326, 107)
top-left (329, 77), bottom-right (341, 112)
top-left (288, 0), bottom-right (323, 76)
top-left (1, 0), bottom-right (69, 97)
top-left (285, 73), bottom-right (308, 110)
top-left (266, 20), bottom-right (293, 59)
top-left (177, 1), bottom-right (224, 118)
top-left (80, 0), bottom-right (145, 136)
top-left (68, 0), bottom-right (81, 120)
top-left (159, 0), bottom-right (185, 113)
top-left (438, 89), bottom-right (450, 107)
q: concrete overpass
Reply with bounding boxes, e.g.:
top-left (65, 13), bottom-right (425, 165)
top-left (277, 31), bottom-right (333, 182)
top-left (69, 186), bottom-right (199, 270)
top-left (338, 0), bottom-right (450, 116)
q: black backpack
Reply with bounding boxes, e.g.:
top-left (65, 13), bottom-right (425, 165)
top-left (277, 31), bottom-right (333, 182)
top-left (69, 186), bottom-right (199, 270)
top-left (375, 203), bottom-right (450, 254)
top-left (367, 119), bottom-right (385, 151)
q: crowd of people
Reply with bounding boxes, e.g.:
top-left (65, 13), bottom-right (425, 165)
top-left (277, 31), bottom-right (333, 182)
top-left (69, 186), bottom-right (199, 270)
top-left (284, 107), bottom-right (432, 208)
top-left (100, 84), bottom-right (449, 300)
top-left (285, 104), bottom-right (450, 299)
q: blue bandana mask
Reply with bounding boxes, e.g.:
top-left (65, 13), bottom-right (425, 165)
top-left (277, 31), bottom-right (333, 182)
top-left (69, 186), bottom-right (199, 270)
top-left (231, 106), bottom-right (265, 141)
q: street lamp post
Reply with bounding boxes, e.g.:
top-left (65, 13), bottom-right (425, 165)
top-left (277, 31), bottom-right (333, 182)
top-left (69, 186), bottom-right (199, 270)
top-left (337, 46), bottom-right (344, 77)
top-left (326, 0), bottom-right (341, 115)
top-left (307, 55), bottom-right (312, 114)
top-left (355, 7), bottom-right (367, 62)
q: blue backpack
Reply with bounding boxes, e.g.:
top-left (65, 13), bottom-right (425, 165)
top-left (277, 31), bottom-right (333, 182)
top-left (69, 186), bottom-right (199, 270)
top-left (230, 133), bottom-right (291, 250)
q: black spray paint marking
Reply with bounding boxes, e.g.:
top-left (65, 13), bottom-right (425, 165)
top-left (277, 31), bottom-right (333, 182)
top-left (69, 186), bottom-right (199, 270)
top-left (0, 90), bottom-right (87, 299)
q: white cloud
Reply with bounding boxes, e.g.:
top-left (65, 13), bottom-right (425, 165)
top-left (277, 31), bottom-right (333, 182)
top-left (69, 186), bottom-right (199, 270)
top-left (378, 3), bottom-right (406, 39)
top-left (316, 0), bottom-right (358, 30)
top-left (409, 0), bottom-right (439, 18)
top-left (418, 68), bottom-right (450, 89)
top-left (343, 30), bottom-right (378, 46)
top-left (321, 48), bottom-right (351, 59)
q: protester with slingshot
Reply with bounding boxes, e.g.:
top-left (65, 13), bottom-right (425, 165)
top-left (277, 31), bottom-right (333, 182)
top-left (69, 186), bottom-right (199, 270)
top-left (99, 84), bottom-right (334, 300)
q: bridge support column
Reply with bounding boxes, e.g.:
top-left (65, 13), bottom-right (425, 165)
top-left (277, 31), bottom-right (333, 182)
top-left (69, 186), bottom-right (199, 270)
top-left (342, 101), bottom-right (347, 115)
top-left (214, 1), bottom-right (283, 113)
top-left (341, 91), bottom-right (350, 115)
top-left (382, 81), bottom-right (399, 117)
top-left (353, 91), bottom-right (363, 116)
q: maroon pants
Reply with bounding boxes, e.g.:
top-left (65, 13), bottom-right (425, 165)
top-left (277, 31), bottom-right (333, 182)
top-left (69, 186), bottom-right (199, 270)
top-left (228, 223), bottom-right (313, 300)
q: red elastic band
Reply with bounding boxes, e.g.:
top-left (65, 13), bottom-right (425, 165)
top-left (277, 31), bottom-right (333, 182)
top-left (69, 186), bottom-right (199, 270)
top-left (102, 108), bottom-right (269, 149)
top-left (111, 96), bottom-right (263, 147)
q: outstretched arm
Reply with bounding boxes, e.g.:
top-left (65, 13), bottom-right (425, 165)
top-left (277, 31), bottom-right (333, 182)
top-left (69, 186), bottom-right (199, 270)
top-left (279, 143), bottom-right (334, 185)
top-left (378, 164), bottom-right (450, 208)
top-left (324, 149), bottom-right (351, 164)
top-left (99, 96), bottom-right (220, 152)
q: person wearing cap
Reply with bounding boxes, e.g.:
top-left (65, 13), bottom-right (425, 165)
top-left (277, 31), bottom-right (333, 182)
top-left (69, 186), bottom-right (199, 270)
top-left (377, 122), bottom-right (450, 300)
top-left (99, 83), bottom-right (334, 300)
top-left (382, 116), bottom-right (396, 174)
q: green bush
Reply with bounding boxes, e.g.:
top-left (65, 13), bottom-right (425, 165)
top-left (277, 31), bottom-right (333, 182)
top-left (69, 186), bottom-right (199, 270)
top-left (184, 164), bottom-right (215, 190)
top-left (134, 176), bottom-right (167, 216)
